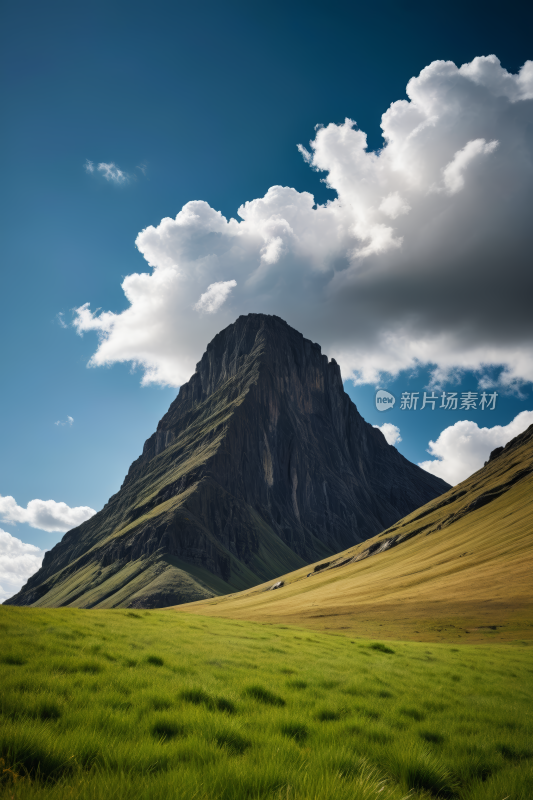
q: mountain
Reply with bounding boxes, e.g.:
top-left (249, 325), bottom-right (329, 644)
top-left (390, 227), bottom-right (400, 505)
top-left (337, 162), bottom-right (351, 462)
top-left (6, 314), bottom-right (448, 609)
top-left (176, 424), bottom-right (533, 644)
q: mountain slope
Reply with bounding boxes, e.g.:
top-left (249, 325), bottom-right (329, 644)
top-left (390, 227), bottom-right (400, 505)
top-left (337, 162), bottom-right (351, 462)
top-left (172, 424), bottom-right (533, 643)
top-left (6, 314), bottom-right (448, 609)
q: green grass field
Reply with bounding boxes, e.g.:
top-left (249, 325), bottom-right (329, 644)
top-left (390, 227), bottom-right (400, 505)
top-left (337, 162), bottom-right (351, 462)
top-left (1, 607), bottom-right (532, 799)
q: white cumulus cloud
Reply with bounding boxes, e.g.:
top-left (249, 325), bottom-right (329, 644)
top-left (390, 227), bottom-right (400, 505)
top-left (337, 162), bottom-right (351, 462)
top-left (74, 55), bottom-right (533, 390)
top-left (0, 529), bottom-right (45, 603)
top-left (373, 423), bottom-right (402, 446)
top-left (418, 409), bottom-right (533, 485)
top-left (195, 280), bottom-right (237, 314)
top-left (0, 495), bottom-right (96, 533)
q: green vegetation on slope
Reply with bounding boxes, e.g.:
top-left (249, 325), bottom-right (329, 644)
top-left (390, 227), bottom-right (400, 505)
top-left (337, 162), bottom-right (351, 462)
top-left (1, 607), bottom-right (532, 799)
top-left (13, 362), bottom-right (264, 609)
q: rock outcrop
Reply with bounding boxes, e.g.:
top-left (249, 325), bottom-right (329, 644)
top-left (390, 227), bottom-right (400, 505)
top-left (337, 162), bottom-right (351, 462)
top-left (6, 314), bottom-right (449, 608)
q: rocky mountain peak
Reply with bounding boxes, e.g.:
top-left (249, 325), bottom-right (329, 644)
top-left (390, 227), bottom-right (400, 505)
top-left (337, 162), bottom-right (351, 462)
top-left (6, 314), bottom-right (449, 609)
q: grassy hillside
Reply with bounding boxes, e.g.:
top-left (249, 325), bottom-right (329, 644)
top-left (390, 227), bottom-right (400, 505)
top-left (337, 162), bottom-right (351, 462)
top-left (1, 607), bottom-right (532, 799)
top-left (173, 427), bottom-right (533, 644)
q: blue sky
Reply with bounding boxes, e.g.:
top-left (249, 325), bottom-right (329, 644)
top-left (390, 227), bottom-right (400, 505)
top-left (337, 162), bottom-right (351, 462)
top-left (1, 0), bottom-right (532, 600)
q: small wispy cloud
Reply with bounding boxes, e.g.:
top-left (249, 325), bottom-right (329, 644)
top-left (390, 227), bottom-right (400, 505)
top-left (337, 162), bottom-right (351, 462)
top-left (136, 163), bottom-right (147, 176)
top-left (55, 416), bottom-right (74, 427)
top-left (84, 160), bottom-right (130, 183)
top-left (56, 312), bottom-right (68, 329)
top-left (97, 162), bottom-right (129, 183)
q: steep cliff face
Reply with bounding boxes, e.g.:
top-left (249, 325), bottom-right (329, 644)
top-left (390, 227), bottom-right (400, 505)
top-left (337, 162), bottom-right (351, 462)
top-left (6, 314), bottom-right (449, 609)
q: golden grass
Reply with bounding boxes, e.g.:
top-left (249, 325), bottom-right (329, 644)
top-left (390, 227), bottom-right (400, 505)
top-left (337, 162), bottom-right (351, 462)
top-left (171, 431), bottom-right (533, 644)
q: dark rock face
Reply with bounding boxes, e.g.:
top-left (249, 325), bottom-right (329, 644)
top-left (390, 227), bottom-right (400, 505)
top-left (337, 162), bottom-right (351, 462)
top-left (6, 314), bottom-right (449, 609)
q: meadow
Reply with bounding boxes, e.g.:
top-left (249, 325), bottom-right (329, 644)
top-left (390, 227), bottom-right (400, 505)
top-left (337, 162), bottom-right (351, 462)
top-left (1, 607), bottom-right (532, 799)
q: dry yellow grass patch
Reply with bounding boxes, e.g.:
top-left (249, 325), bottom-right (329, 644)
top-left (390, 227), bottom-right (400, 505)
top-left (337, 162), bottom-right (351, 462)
top-left (171, 428), bottom-right (533, 644)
